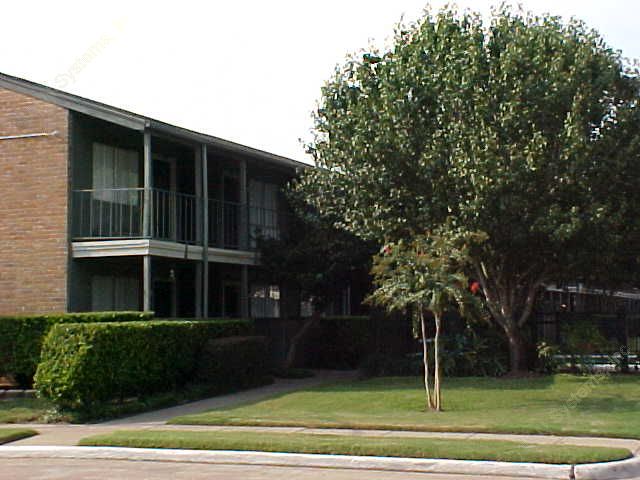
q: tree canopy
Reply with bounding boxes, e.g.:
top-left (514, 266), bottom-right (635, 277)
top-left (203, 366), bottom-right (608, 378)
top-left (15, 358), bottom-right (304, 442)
top-left (296, 5), bottom-right (640, 372)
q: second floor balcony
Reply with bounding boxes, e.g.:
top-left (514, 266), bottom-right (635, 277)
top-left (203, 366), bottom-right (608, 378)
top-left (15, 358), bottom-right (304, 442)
top-left (72, 188), bottom-right (280, 251)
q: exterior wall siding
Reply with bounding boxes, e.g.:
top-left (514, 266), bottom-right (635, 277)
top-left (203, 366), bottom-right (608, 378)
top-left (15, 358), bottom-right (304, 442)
top-left (0, 87), bottom-right (69, 314)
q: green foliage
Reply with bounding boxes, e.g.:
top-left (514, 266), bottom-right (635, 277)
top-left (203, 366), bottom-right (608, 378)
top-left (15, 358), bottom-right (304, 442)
top-left (564, 320), bottom-right (611, 354)
top-left (441, 325), bottom-right (509, 377)
top-left (536, 342), bottom-right (562, 374)
top-left (305, 316), bottom-right (373, 369)
top-left (34, 319), bottom-right (252, 412)
top-left (368, 230), bottom-right (482, 317)
top-left (258, 198), bottom-right (373, 310)
top-left (359, 353), bottom-right (422, 377)
top-left (297, 4), bottom-right (640, 371)
top-left (360, 324), bottom-right (508, 378)
top-left (195, 336), bottom-right (271, 388)
top-left (561, 319), bottom-right (612, 372)
top-left (0, 312), bottom-right (152, 387)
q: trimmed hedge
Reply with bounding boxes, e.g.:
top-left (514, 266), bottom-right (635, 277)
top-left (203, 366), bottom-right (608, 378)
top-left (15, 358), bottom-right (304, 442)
top-left (0, 312), bottom-right (152, 386)
top-left (34, 319), bottom-right (253, 411)
top-left (195, 336), bottom-right (271, 388)
top-left (305, 316), bottom-right (373, 369)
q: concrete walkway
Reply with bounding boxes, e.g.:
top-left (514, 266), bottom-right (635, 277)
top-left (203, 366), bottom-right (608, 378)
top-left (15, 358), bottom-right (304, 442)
top-left (3, 367), bottom-right (640, 454)
top-left (2, 370), bottom-right (640, 479)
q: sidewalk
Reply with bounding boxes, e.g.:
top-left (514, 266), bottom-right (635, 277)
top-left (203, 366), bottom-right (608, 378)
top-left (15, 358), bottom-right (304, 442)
top-left (2, 370), bottom-right (640, 479)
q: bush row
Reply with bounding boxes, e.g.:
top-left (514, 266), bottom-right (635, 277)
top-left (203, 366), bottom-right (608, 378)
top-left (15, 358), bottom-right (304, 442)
top-left (195, 336), bottom-right (270, 388)
top-left (304, 316), bottom-right (373, 369)
top-left (0, 312), bottom-right (152, 386)
top-left (34, 319), bottom-right (255, 411)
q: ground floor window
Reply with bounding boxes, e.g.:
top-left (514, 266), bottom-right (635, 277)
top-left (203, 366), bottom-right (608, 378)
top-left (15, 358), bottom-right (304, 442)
top-left (91, 274), bottom-right (139, 311)
top-left (250, 284), bottom-right (280, 318)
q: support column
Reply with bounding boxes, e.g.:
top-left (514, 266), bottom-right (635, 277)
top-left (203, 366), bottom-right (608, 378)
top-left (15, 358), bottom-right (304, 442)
top-left (241, 265), bottom-right (249, 319)
top-left (202, 144), bottom-right (209, 318)
top-left (143, 130), bottom-right (153, 313)
top-left (143, 130), bottom-right (152, 238)
top-left (239, 158), bottom-right (248, 250)
top-left (194, 145), bottom-right (203, 318)
top-left (143, 255), bottom-right (152, 312)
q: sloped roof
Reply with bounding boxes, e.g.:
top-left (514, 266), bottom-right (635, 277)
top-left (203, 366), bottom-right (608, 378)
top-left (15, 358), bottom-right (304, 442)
top-left (0, 71), bottom-right (308, 170)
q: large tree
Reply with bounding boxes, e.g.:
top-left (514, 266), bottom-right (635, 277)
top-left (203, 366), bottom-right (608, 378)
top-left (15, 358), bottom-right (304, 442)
top-left (297, 6), bottom-right (640, 373)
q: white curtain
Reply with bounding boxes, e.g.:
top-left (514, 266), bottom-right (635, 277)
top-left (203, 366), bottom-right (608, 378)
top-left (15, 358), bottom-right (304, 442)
top-left (92, 142), bottom-right (139, 204)
top-left (91, 275), bottom-right (139, 311)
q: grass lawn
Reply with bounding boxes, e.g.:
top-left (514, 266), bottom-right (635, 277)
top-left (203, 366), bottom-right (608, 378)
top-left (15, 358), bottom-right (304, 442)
top-left (78, 429), bottom-right (631, 464)
top-left (0, 398), bottom-right (52, 423)
top-left (0, 428), bottom-right (37, 444)
top-left (170, 374), bottom-right (640, 439)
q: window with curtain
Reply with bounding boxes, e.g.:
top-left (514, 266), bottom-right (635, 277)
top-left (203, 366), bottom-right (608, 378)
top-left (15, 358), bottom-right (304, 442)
top-left (91, 274), bottom-right (139, 311)
top-left (250, 283), bottom-right (280, 318)
top-left (248, 180), bottom-right (279, 247)
top-left (92, 142), bottom-right (139, 204)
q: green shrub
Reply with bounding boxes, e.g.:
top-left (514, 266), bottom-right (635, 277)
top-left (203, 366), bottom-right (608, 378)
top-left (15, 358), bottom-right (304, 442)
top-left (359, 353), bottom-right (422, 377)
top-left (34, 319), bottom-right (252, 412)
top-left (441, 325), bottom-right (509, 377)
top-left (305, 316), bottom-right (372, 369)
top-left (536, 341), bottom-right (562, 374)
top-left (195, 336), bottom-right (271, 388)
top-left (0, 312), bottom-right (152, 386)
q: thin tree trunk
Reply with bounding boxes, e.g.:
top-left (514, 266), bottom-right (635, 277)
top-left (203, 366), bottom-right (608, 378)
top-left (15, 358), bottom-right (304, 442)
top-left (434, 312), bottom-right (442, 411)
top-left (419, 308), bottom-right (433, 410)
top-left (284, 313), bottom-right (320, 369)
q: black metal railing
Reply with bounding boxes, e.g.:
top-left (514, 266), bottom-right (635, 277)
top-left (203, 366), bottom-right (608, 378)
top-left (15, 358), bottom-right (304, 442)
top-left (150, 188), bottom-right (199, 244)
top-left (72, 188), bottom-right (282, 251)
top-left (73, 188), bottom-right (145, 239)
top-left (209, 198), bottom-right (243, 249)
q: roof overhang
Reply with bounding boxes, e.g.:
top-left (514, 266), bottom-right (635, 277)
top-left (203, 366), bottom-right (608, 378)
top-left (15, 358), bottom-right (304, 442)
top-left (0, 71), bottom-right (310, 171)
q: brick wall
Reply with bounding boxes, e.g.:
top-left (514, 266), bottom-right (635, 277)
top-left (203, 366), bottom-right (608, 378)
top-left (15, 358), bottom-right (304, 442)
top-left (0, 87), bottom-right (69, 314)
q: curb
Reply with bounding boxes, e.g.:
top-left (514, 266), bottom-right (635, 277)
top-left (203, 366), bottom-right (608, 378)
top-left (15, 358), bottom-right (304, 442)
top-left (0, 445), bottom-right (572, 479)
top-left (0, 389), bottom-right (36, 400)
top-left (575, 457), bottom-right (640, 480)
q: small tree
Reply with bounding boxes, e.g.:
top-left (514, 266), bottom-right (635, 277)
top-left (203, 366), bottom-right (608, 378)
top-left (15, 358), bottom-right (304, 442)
top-left (368, 230), bottom-right (481, 411)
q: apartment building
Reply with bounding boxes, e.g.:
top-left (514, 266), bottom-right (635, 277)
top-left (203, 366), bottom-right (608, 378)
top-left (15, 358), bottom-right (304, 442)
top-left (0, 72), bottom-right (306, 318)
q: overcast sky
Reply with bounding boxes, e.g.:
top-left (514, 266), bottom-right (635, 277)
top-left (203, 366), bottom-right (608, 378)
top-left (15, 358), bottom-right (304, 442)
top-left (1, 1), bottom-right (638, 163)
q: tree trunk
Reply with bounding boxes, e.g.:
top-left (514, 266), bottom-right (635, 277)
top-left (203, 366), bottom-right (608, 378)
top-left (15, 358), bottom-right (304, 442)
top-left (506, 327), bottom-right (526, 375)
top-left (434, 312), bottom-right (442, 411)
top-left (419, 308), bottom-right (433, 410)
top-left (284, 313), bottom-right (320, 369)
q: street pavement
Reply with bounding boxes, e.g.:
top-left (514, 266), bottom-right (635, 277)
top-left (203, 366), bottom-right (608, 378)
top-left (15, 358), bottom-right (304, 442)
top-left (0, 457), bottom-right (545, 480)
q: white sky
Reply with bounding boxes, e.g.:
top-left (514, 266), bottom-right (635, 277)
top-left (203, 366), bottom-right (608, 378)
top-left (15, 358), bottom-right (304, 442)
top-left (1, 1), bottom-right (638, 164)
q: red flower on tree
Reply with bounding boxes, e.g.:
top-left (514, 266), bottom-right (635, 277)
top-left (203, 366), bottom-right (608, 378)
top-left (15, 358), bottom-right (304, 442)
top-left (470, 281), bottom-right (481, 295)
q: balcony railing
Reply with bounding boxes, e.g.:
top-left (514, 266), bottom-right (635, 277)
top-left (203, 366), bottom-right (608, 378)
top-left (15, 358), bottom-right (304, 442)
top-left (72, 188), bottom-right (281, 251)
top-left (209, 198), bottom-right (242, 249)
top-left (73, 188), bottom-right (145, 240)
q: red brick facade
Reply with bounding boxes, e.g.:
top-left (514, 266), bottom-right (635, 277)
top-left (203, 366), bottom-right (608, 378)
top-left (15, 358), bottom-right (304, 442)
top-left (0, 87), bottom-right (69, 314)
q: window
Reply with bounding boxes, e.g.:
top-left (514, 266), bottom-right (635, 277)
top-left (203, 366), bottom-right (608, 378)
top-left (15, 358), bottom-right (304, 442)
top-left (92, 142), bottom-right (139, 204)
top-left (91, 274), bottom-right (139, 311)
top-left (248, 180), bottom-right (279, 247)
top-left (250, 283), bottom-right (280, 318)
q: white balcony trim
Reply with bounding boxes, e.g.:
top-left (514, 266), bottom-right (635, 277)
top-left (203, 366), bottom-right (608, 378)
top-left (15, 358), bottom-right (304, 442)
top-left (72, 239), bottom-right (258, 265)
top-left (72, 239), bottom-right (150, 258)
